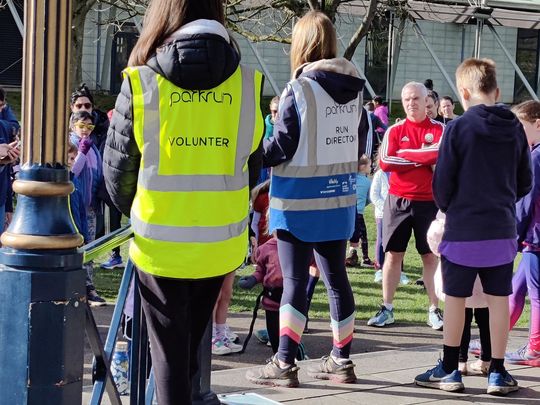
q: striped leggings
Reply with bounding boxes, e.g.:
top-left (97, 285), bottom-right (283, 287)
top-left (276, 230), bottom-right (356, 364)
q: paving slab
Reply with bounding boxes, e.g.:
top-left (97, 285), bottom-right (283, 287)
top-left (83, 305), bottom-right (539, 404)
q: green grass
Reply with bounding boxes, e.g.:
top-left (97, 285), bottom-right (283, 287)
top-left (92, 208), bottom-right (530, 328)
top-left (231, 208), bottom-right (433, 325)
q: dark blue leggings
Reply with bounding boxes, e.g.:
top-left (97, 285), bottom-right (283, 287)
top-left (276, 230), bottom-right (356, 364)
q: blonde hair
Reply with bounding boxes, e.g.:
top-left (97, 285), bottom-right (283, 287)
top-left (456, 58), bottom-right (497, 96)
top-left (290, 11), bottom-right (337, 74)
top-left (512, 100), bottom-right (540, 123)
top-left (128, 0), bottom-right (225, 66)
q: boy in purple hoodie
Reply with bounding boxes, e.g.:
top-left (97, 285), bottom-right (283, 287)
top-left (415, 58), bottom-right (532, 395)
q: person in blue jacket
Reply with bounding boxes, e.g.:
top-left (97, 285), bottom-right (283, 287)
top-left (246, 11), bottom-right (369, 387)
top-left (0, 87), bottom-right (20, 231)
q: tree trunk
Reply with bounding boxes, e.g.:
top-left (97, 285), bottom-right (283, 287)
top-left (70, 0), bottom-right (96, 91)
top-left (343, 0), bottom-right (378, 60)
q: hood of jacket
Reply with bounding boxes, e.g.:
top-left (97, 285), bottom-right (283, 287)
top-left (464, 104), bottom-right (523, 143)
top-left (294, 58), bottom-right (365, 104)
top-left (146, 19), bottom-right (239, 90)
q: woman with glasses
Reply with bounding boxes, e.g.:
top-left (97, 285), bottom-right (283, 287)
top-left (70, 84), bottom-right (110, 153)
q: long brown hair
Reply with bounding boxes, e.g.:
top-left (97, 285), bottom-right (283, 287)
top-left (128, 0), bottom-right (225, 67)
top-left (290, 11), bottom-right (337, 74)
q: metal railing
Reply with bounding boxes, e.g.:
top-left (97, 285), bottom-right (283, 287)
top-left (84, 225), bottom-right (156, 405)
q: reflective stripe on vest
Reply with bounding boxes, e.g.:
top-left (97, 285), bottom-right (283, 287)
top-left (124, 65), bottom-right (263, 278)
top-left (130, 213), bottom-right (247, 243)
top-left (269, 194), bottom-right (357, 211)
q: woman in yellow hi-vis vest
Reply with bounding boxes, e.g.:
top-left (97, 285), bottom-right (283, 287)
top-left (103, 1), bottom-right (264, 403)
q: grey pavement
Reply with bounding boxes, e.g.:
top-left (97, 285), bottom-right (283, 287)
top-left (83, 304), bottom-right (539, 404)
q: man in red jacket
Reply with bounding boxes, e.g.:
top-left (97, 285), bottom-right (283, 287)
top-left (367, 82), bottom-right (445, 330)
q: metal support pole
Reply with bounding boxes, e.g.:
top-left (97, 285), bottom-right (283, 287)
top-left (386, 11), bottom-right (395, 105)
top-left (387, 17), bottom-right (406, 115)
top-left (474, 18), bottom-right (484, 59)
top-left (0, 1), bottom-right (86, 404)
top-left (410, 19), bottom-right (461, 104)
top-left (487, 24), bottom-right (539, 102)
top-left (246, 40), bottom-right (281, 96)
top-left (6, 0), bottom-right (23, 36)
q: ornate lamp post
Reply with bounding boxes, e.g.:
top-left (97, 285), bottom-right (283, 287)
top-left (0, 1), bottom-right (86, 404)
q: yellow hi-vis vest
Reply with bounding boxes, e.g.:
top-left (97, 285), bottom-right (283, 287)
top-left (124, 65), bottom-right (264, 279)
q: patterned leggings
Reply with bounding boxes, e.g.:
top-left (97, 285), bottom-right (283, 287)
top-left (276, 230), bottom-right (356, 364)
top-left (85, 207), bottom-right (97, 289)
top-left (509, 251), bottom-right (540, 351)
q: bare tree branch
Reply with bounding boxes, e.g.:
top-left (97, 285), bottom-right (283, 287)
top-left (343, 0), bottom-right (378, 60)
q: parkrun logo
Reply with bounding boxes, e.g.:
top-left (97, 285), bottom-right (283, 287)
top-left (170, 90), bottom-right (233, 106)
top-left (325, 102), bottom-right (357, 117)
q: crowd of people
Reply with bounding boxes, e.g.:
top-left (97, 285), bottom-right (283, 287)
top-left (1, 1), bottom-right (539, 404)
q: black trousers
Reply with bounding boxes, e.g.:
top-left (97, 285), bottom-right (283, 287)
top-left (265, 309), bottom-right (280, 354)
top-left (459, 307), bottom-right (491, 362)
top-left (349, 212), bottom-right (369, 258)
top-left (137, 269), bottom-right (225, 405)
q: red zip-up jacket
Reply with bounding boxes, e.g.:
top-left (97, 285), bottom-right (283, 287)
top-left (379, 117), bottom-right (444, 201)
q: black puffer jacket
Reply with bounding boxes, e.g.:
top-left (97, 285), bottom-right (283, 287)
top-left (103, 30), bottom-right (263, 217)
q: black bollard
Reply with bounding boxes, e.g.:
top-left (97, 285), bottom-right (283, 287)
top-left (192, 320), bottom-right (221, 405)
top-left (0, 166), bottom-right (85, 404)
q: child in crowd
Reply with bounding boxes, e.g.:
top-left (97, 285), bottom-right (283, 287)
top-left (0, 87), bottom-right (20, 232)
top-left (212, 273), bottom-right (243, 355)
top-left (415, 58), bottom-right (532, 395)
top-left (258, 97), bottom-right (280, 184)
top-left (68, 144), bottom-right (90, 244)
top-left (345, 155), bottom-right (374, 267)
top-left (428, 214), bottom-right (491, 376)
top-left (369, 157), bottom-right (408, 284)
top-left (69, 111), bottom-right (106, 307)
top-left (249, 180), bottom-right (272, 343)
top-left (506, 100), bottom-right (540, 366)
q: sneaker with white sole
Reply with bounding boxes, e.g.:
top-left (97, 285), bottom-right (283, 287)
top-left (428, 307), bottom-right (444, 331)
top-left (307, 355), bottom-right (357, 383)
top-left (87, 288), bottom-right (107, 307)
top-left (367, 305), bottom-right (394, 327)
top-left (414, 360), bottom-right (464, 392)
top-left (224, 324), bottom-right (239, 343)
top-left (212, 335), bottom-right (242, 356)
top-left (400, 272), bottom-right (409, 285)
top-left (505, 344), bottom-right (540, 366)
top-left (487, 370), bottom-right (519, 396)
top-left (246, 355), bottom-right (299, 387)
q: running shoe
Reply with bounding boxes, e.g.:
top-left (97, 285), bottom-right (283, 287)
top-left (487, 370), bottom-right (519, 396)
top-left (505, 344), bottom-right (540, 366)
top-left (367, 305), bottom-right (394, 327)
top-left (414, 360), bottom-right (464, 392)
top-left (246, 355), bottom-right (299, 387)
top-left (307, 355), bottom-right (357, 383)
top-left (428, 307), bottom-right (444, 331)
